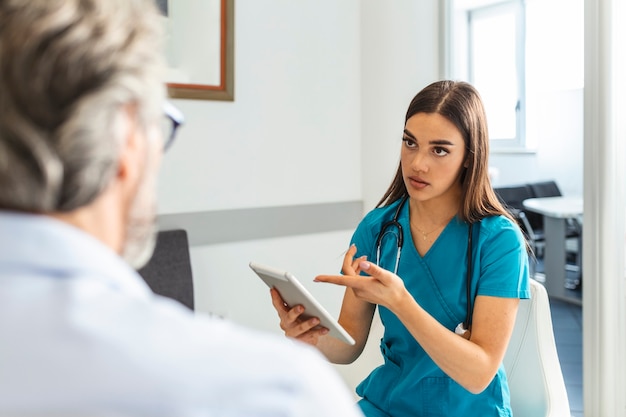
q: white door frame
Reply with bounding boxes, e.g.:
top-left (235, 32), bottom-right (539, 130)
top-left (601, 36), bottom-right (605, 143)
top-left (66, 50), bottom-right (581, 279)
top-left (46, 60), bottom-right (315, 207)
top-left (583, 0), bottom-right (626, 415)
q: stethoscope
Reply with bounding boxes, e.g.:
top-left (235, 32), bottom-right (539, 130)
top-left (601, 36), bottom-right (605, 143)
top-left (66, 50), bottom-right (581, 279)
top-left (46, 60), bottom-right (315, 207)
top-left (374, 194), bottom-right (475, 333)
top-left (375, 196), bottom-right (407, 275)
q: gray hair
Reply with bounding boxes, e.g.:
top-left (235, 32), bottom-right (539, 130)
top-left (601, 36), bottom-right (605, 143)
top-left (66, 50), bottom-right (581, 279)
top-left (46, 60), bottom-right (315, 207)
top-left (0, 0), bottom-right (166, 212)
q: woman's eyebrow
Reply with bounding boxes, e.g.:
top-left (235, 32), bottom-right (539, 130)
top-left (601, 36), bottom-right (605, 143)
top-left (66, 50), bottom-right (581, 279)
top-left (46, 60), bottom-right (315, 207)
top-left (429, 139), bottom-right (456, 146)
top-left (402, 129), bottom-right (415, 137)
top-left (404, 129), bottom-right (456, 146)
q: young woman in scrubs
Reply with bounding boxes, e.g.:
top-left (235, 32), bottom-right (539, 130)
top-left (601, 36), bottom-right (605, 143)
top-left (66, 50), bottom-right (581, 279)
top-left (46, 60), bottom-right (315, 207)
top-left (271, 80), bottom-right (530, 417)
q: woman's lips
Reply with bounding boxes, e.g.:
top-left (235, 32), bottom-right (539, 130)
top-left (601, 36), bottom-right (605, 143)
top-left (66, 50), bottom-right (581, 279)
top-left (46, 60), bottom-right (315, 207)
top-left (407, 176), bottom-right (429, 189)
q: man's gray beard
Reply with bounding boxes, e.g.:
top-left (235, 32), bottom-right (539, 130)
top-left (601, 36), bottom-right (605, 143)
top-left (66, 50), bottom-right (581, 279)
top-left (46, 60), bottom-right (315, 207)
top-left (121, 166), bottom-right (159, 270)
top-left (122, 215), bottom-right (158, 270)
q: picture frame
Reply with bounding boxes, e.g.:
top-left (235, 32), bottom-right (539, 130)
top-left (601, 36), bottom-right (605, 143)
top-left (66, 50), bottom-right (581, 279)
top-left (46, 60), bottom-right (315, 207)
top-left (164, 0), bottom-right (234, 101)
top-left (156, 0), bottom-right (168, 16)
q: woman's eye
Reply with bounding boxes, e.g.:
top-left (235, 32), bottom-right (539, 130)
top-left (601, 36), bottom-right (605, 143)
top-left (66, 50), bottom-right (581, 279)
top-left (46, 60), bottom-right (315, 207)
top-left (433, 147), bottom-right (449, 156)
top-left (402, 137), bottom-right (417, 148)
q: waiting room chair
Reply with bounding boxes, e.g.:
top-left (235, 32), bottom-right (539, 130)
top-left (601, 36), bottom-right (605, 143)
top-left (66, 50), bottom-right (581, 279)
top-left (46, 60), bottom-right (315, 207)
top-left (137, 229), bottom-right (195, 310)
top-left (527, 180), bottom-right (562, 199)
top-left (493, 184), bottom-right (543, 247)
top-left (493, 185), bottom-right (545, 277)
top-left (503, 279), bottom-right (571, 417)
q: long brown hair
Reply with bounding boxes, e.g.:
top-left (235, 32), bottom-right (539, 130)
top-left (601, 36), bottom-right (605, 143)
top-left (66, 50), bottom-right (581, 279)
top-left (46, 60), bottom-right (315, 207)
top-left (377, 80), bottom-right (514, 225)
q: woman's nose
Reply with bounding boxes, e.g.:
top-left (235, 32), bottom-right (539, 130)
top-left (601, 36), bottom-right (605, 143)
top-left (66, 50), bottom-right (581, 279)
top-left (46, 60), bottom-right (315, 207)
top-left (409, 151), bottom-right (428, 172)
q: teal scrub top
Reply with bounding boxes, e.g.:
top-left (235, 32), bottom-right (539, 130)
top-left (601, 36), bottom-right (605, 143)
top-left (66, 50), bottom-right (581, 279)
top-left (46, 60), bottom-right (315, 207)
top-left (350, 198), bottom-right (531, 417)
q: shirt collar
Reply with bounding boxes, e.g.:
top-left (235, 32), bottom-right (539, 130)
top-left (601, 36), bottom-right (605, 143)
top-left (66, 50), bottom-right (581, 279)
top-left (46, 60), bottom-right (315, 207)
top-left (0, 210), bottom-right (152, 298)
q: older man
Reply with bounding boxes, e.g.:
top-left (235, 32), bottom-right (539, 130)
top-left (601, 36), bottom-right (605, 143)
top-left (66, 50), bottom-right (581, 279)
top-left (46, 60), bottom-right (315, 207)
top-left (0, 1), bottom-right (362, 415)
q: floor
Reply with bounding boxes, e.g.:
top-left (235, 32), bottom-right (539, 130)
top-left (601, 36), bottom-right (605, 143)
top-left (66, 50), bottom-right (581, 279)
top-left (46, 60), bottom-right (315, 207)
top-left (536, 256), bottom-right (583, 417)
top-left (550, 296), bottom-right (583, 417)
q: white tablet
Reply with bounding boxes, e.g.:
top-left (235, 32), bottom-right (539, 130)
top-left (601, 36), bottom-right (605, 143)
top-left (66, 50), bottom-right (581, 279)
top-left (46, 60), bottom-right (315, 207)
top-left (249, 262), bottom-right (355, 345)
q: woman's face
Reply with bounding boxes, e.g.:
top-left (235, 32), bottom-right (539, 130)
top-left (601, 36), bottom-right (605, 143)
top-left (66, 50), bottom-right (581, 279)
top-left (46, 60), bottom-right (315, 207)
top-left (401, 112), bottom-right (467, 205)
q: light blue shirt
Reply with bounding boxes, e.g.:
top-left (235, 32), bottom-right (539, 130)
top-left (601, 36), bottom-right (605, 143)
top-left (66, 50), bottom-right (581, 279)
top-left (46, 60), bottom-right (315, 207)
top-left (0, 211), bottom-right (364, 417)
top-left (350, 199), bottom-right (530, 417)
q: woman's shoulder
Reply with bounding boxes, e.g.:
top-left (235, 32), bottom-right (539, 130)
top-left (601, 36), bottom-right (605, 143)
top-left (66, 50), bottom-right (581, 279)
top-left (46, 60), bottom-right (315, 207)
top-left (479, 213), bottom-right (517, 229)
top-left (352, 200), bottom-right (403, 240)
top-left (361, 200), bottom-right (403, 226)
top-left (478, 214), bottom-right (526, 244)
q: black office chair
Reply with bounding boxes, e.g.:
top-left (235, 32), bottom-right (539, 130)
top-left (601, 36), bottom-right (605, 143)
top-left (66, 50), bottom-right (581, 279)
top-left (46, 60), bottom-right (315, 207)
top-left (493, 185), bottom-right (545, 279)
top-left (493, 185), bottom-right (543, 249)
top-left (528, 180), bottom-right (562, 199)
top-left (137, 229), bottom-right (195, 310)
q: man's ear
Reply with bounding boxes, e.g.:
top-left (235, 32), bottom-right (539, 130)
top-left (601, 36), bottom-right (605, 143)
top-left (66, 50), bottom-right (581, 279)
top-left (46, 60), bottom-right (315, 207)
top-left (115, 104), bottom-right (145, 195)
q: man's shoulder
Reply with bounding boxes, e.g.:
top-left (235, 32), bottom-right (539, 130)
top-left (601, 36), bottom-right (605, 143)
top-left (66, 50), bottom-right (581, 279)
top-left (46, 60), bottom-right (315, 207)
top-left (0, 289), bottom-right (362, 416)
top-left (135, 303), bottom-right (363, 415)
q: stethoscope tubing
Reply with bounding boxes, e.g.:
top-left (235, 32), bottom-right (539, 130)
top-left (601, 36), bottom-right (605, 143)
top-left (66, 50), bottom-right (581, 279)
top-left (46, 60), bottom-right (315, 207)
top-left (375, 195), bottom-right (408, 275)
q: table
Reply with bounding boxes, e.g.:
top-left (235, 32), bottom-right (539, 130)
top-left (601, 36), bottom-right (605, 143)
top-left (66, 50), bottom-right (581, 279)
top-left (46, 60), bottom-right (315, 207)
top-left (522, 196), bottom-right (583, 305)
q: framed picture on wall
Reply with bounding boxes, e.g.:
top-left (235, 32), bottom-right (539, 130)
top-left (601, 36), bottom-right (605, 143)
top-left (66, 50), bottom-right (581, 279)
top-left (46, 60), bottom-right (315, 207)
top-left (163, 0), bottom-right (234, 101)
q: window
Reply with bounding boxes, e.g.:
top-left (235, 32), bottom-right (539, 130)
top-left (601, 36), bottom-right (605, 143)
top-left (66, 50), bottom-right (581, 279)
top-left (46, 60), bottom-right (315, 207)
top-left (446, 0), bottom-right (584, 152)
top-left (446, 0), bottom-right (526, 150)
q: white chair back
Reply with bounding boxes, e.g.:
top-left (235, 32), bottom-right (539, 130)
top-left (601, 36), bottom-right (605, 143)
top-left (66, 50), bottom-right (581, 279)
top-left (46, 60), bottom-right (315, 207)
top-left (503, 279), bottom-right (571, 417)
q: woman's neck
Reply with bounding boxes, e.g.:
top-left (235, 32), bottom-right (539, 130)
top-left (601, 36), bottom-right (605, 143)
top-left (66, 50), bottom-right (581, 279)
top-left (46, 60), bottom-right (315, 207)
top-left (408, 192), bottom-right (461, 229)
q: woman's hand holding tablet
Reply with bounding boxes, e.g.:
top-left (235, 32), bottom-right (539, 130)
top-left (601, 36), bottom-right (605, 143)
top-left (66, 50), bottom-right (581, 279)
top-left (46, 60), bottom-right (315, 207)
top-left (249, 262), bottom-right (356, 346)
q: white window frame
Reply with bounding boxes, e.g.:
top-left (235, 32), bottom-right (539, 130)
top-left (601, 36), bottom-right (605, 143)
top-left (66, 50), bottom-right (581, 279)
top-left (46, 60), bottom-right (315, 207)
top-left (443, 0), bottom-right (527, 152)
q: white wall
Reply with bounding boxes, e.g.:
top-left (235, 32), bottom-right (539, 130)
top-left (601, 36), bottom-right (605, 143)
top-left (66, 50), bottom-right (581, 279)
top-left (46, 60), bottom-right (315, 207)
top-left (158, 0), bottom-right (361, 214)
top-left (353, 0), bottom-right (442, 390)
top-left (158, 0), bottom-right (363, 327)
top-left (360, 0), bottom-right (441, 211)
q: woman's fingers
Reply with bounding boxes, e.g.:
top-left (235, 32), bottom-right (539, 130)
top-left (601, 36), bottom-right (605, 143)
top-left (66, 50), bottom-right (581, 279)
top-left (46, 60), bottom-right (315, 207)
top-left (269, 288), bottom-right (328, 344)
top-left (284, 314), bottom-right (328, 338)
top-left (316, 260), bottom-right (407, 308)
top-left (341, 244), bottom-right (357, 275)
top-left (342, 244), bottom-right (367, 275)
top-left (294, 326), bottom-right (329, 345)
top-left (270, 288), bottom-right (299, 328)
top-left (351, 256), bottom-right (367, 275)
top-left (269, 287), bottom-right (290, 314)
top-left (281, 304), bottom-right (306, 330)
